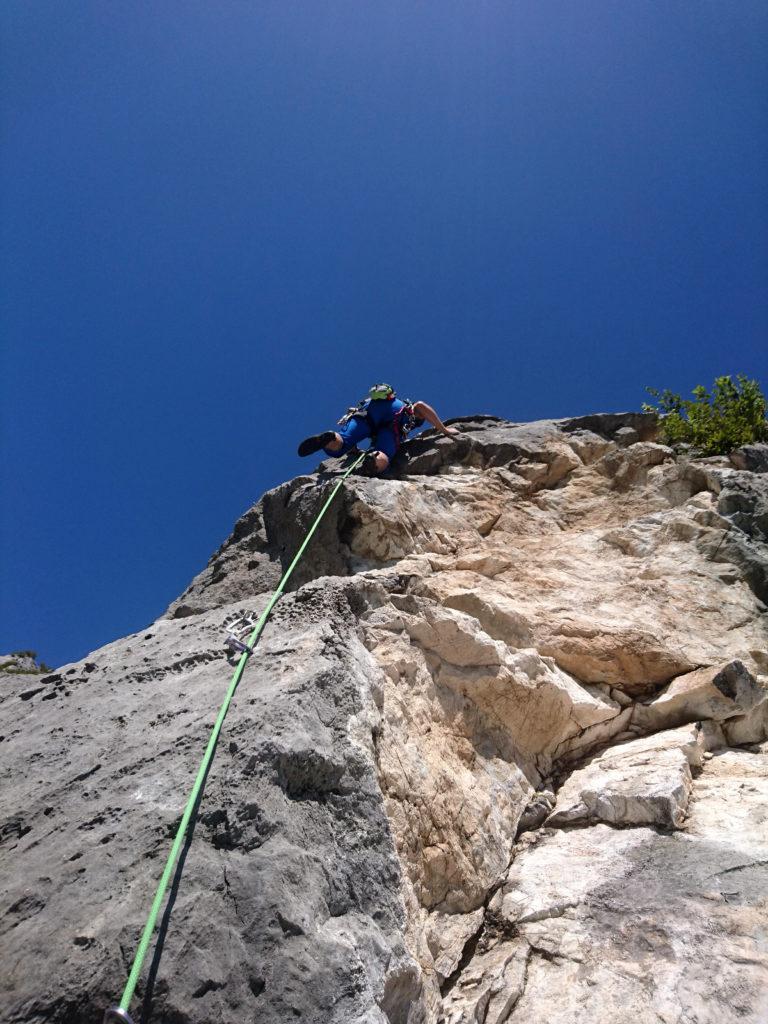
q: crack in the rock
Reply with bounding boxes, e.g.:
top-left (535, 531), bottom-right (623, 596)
top-left (525, 940), bottom-right (563, 964)
top-left (118, 941), bottom-right (131, 974)
top-left (439, 918), bottom-right (485, 998)
top-left (714, 859), bottom-right (768, 877)
top-left (222, 865), bottom-right (243, 924)
top-left (503, 943), bottom-right (534, 1022)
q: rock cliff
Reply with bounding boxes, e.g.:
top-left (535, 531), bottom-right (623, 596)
top-left (2, 413), bottom-right (767, 1024)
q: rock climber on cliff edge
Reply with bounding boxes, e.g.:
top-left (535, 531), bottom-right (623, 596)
top-left (297, 383), bottom-right (459, 475)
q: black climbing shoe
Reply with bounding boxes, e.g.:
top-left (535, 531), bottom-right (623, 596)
top-left (298, 431), bottom-right (337, 457)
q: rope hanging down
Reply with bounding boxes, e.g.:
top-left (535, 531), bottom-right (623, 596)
top-left (104, 451), bottom-right (366, 1024)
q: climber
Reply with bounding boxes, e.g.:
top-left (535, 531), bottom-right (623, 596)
top-left (297, 383), bottom-right (459, 475)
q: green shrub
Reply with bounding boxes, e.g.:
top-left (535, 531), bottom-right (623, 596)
top-left (643, 375), bottom-right (768, 456)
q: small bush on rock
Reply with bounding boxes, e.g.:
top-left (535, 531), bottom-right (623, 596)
top-left (643, 375), bottom-right (768, 456)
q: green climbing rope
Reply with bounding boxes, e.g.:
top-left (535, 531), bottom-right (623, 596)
top-left (108, 451), bottom-right (366, 1024)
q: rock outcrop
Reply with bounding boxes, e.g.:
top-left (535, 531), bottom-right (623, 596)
top-left (1, 412), bottom-right (767, 1024)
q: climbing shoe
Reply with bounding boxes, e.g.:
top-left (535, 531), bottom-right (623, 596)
top-left (298, 431), bottom-right (337, 457)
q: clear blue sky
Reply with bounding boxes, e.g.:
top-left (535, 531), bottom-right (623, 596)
top-left (2, 2), bottom-right (766, 668)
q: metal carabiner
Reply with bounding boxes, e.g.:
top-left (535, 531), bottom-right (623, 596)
top-left (103, 1007), bottom-right (134, 1024)
top-left (223, 615), bottom-right (257, 664)
top-left (224, 634), bottom-right (253, 660)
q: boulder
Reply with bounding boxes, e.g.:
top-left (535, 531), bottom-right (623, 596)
top-left (545, 725), bottom-right (704, 829)
top-left (425, 909), bottom-right (483, 981)
top-left (632, 660), bottom-right (766, 733)
top-left (729, 442), bottom-right (768, 473)
top-left (614, 425), bottom-right (640, 447)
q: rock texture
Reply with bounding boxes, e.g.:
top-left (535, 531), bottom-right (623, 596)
top-left (544, 724), bottom-right (705, 829)
top-left (0, 652), bottom-right (51, 675)
top-left (1, 412), bottom-right (767, 1024)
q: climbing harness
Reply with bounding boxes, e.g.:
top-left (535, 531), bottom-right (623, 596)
top-left (337, 383), bottom-right (396, 426)
top-left (103, 450), bottom-right (366, 1024)
top-left (337, 387), bottom-right (423, 440)
top-left (337, 400), bottom-right (368, 427)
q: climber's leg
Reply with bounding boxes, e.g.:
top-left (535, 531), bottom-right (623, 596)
top-left (297, 430), bottom-right (340, 457)
top-left (317, 416), bottom-right (372, 458)
top-left (366, 425), bottom-right (399, 474)
top-left (358, 449), bottom-right (390, 476)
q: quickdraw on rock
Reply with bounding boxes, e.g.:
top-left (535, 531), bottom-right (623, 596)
top-left (223, 615), bottom-right (258, 664)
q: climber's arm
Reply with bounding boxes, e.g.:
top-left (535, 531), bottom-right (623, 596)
top-left (413, 401), bottom-right (459, 438)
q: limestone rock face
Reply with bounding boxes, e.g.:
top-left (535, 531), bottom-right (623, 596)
top-left (484, 748), bottom-right (768, 1024)
top-left (632, 660), bottom-right (767, 733)
top-left (544, 724), bottom-right (704, 829)
top-left (0, 586), bottom-right (419, 1024)
top-left (730, 442), bottom-right (768, 474)
top-left (2, 412), bottom-right (767, 1024)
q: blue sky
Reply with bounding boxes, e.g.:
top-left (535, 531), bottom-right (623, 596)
top-left (2, 2), bottom-right (766, 668)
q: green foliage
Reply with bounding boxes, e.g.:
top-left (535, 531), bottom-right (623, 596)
top-left (11, 649), bottom-right (37, 659)
top-left (643, 375), bottom-right (768, 456)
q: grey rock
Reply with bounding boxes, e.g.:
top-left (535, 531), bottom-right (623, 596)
top-left (402, 418), bottom-right (578, 482)
top-left (0, 653), bottom-right (31, 672)
top-left (709, 476), bottom-right (768, 603)
top-left (613, 425), bottom-right (640, 446)
top-left (516, 790), bottom-right (556, 836)
top-left (0, 652), bottom-right (49, 675)
top-left (560, 410), bottom-right (657, 441)
top-left (545, 725), bottom-right (704, 830)
top-left (729, 442), bottom-right (768, 473)
top-left (715, 470), bottom-right (768, 540)
top-left (0, 583), bottom-right (423, 1024)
